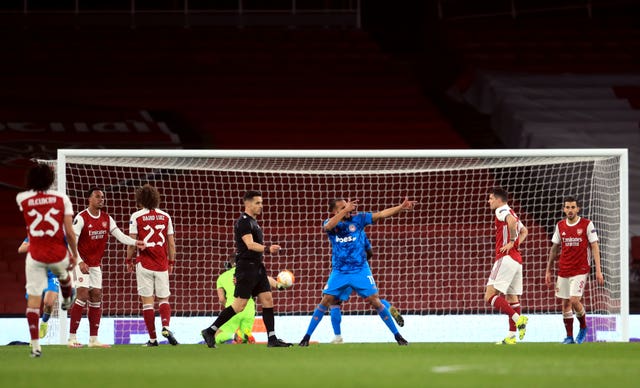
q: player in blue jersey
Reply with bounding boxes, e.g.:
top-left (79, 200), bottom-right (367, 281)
top-left (328, 235), bottom-right (404, 344)
top-left (19, 238), bottom-right (60, 339)
top-left (299, 197), bottom-right (416, 346)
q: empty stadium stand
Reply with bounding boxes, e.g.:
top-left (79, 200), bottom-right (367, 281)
top-left (0, 19), bottom-right (467, 314)
top-left (442, 13), bottom-right (640, 236)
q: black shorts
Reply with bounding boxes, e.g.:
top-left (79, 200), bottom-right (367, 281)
top-left (234, 260), bottom-right (271, 299)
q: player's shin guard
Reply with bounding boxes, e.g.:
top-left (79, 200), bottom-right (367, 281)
top-left (210, 306), bottom-right (237, 332)
top-left (489, 295), bottom-right (517, 318)
top-left (377, 305), bottom-right (399, 335)
top-left (305, 304), bottom-right (328, 336)
top-left (58, 275), bottom-right (73, 300)
top-left (509, 302), bottom-right (521, 332)
top-left (26, 308), bottom-right (40, 340)
top-left (575, 307), bottom-right (587, 329)
top-left (69, 299), bottom-right (86, 334)
top-left (330, 305), bottom-right (342, 335)
top-left (159, 302), bottom-right (171, 328)
top-left (142, 304), bottom-right (156, 340)
top-left (88, 302), bottom-right (101, 337)
top-left (262, 307), bottom-right (275, 338)
top-left (563, 311), bottom-right (574, 337)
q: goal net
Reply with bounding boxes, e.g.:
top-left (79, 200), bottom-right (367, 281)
top-left (55, 149), bottom-right (629, 342)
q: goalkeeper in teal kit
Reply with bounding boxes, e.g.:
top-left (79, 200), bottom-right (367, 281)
top-left (299, 197), bottom-right (416, 346)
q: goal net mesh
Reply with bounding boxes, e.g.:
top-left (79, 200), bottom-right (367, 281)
top-left (58, 154), bottom-right (622, 332)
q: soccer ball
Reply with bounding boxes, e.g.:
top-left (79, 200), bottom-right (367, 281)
top-left (276, 270), bottom-right (295, 289)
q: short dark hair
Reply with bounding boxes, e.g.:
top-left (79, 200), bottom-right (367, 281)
top-left (243, 190), bottom-right (262, 201)
top-left (328, 199), bottom-right (343, 212)
top-left (224, 255), bottom-right (236, 270)
top-left (26, 163), bottom-right (54, 191)
top-left (87, 187), bottom-right (103, 198)
top-left (135, 184), bottom-right (160, 209)
top-left (491, 187), bottom-right (508, 202)
top-left (563, 196), bottom-right (581, 207)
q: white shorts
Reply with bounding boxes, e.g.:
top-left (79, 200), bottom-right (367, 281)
top-left (487, 255), bottom-right (523, 295)
top-left (73, 265), bottom-right (103, 289)
top-left (555, 273), bottom-right (588, 299)
top-left (25, 254), bottom-right (70, 296)
top-left (136, 263), bottom-right (171, 298)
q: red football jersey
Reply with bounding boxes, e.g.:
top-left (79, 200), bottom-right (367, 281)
top-left (129, 208), bottom-right (174, 271)
top-left (73, 209), bottom-right (115, 267)
top-left (16, 189), bottom-right (74, 263)
top-left (552, 217), bottom-right (598, 277)
top-left (494, 204), bottom-right (523, 264)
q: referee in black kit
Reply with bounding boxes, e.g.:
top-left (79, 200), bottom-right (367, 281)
top-left (201, 190), bottom-right (293, 348)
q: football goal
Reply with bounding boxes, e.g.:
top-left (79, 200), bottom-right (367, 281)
top-left (52, 149), bottom-right (629, 342)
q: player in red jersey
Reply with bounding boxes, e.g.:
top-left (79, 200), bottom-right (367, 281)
top-left (485, 187), bottom-right (529, 345)
top-left (126, 184), bottom-right (178, 346)
top-left (545, 196), bottom-right (603, 344)
top-left (16, 163), bottom-right (78, 357)
top-left (67, 187), bottom-right (146, 348)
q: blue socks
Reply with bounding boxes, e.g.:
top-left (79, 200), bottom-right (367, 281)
top-left (330, 305), bottom-right (342, 335)
top-left (377, 305), bottom-right (399, 335)
top-left (305, 304), bottom-right (328, 336)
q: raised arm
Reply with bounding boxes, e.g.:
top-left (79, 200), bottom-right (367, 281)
top-left (110, 217), bottom-right (146, 250)
top-left (371, 197), bottom-right (416, 223)
top-left (324, 199), bottom-right (358, 231)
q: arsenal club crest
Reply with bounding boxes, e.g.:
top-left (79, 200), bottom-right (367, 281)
top-left (102, 222), bottom-right (108, 228)
top-left (577, 228), bottom-right (583, 236)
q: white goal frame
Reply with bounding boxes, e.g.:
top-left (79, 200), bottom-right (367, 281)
top-left (55, 148), bottom-right (630, 343)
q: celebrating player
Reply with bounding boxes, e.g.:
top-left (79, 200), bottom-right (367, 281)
top-left (328, 235), bottom-right (404, 344)
top-left (485, 187), bottom-right (529, 345)
top-left (16, 163), bottom-right (78, 357)
top-left (298, 197), bottom-right (415, 346)
top-left (201, 190), bottom-right (292, 348)
top-left (19, 238), bottom-right (59, 339)
top-left (545, 196), bottom-right (604, 344)
top-left (126, 184), bottom-right (179, 346)
top-left (68, 187), bottom-right (146, 348)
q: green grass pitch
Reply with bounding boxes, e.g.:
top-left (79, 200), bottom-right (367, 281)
top-left (1, 343), bottom-right (638, 387)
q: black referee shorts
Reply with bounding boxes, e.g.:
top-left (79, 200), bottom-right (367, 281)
top-left (234, 260), bottom-right (271, 299)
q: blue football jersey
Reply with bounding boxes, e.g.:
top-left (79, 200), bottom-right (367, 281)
top-left (324, 212), bottom-right (373, 273)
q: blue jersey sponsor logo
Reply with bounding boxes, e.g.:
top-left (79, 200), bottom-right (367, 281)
top-left (325, 212), bottom-right (373, 273)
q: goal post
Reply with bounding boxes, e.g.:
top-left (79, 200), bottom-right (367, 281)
top-left (55, 148), bottom-right (629, 342)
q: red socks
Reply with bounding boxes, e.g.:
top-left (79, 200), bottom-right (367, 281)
top-left (143, 304), bottom-right (156, 340)
top-left (159, 302), bottom-right (171, 328)
top-left (88, 302), bottom-right (102, 337)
